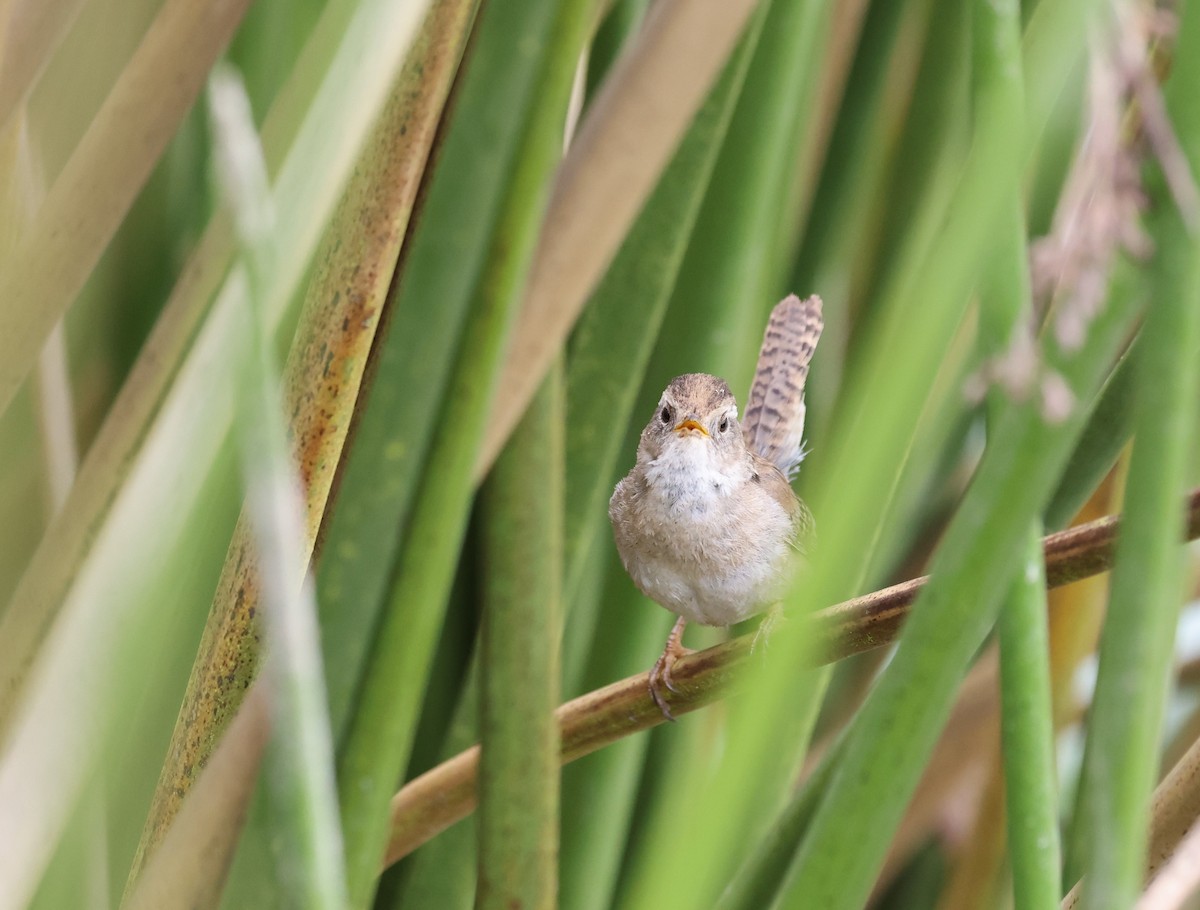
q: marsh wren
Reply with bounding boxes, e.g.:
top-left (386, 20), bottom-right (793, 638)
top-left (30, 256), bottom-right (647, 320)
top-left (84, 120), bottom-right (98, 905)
top-left (609, 294), bottom-right (823, 720)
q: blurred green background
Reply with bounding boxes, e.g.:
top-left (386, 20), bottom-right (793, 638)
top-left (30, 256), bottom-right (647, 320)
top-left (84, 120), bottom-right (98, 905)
top-left (0, 0), bottom-right (1198, 908)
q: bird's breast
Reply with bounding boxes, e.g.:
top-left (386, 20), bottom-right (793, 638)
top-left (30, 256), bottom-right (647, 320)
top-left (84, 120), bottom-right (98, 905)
top-left (609, 458), bottom-right (797, 626)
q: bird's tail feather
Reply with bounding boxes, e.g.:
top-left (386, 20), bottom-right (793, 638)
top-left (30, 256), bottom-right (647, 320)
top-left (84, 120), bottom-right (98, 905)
top-left (742, 294), bottom-right (824, 477)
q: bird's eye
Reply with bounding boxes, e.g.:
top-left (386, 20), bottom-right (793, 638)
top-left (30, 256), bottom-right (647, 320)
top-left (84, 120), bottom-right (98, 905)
top-left (660, 405), bottom-right (672, 424)
top-left (718, 417), bottom-right (729, 433)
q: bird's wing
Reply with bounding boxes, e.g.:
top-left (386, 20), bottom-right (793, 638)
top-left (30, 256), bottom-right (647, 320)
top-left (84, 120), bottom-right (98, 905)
top-left (742, 294), bottom-right (823, 477)
top-left (750, 454), bottom-right (816, 557)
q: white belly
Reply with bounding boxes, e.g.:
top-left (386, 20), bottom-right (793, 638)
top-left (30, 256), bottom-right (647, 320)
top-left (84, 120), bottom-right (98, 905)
top-left (609, 440), bottom-right (796, 626)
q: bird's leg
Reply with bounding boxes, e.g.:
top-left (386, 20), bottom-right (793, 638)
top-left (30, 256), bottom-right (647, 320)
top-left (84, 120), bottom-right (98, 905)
top-left (751, 603), bottom-right (786, 655)
top-left (648, 615), bottom-right (693, 722)
top-left (659, 615), bottom-right (692, 694)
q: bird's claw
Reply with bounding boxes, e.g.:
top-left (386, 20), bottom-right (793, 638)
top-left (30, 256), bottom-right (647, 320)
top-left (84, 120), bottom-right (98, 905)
top-left (663, 663), bottom-right (681, 694)
top-left (648, 629), bottom-right (693, 722)
top-left (648, 655), bottom-right (678, 721)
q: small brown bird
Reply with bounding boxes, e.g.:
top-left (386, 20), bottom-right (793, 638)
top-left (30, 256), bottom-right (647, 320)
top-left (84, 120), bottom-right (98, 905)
top-left (609, 294), bottom-right (823, 720)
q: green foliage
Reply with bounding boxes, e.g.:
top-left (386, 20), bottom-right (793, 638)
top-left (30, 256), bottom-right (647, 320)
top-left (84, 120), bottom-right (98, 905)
top-left (2, 0), bottom-right (1199, 907)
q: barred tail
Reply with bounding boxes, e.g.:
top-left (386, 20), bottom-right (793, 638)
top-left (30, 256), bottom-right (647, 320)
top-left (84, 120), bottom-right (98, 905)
top-left (742, 294), bottom-right (823, 477)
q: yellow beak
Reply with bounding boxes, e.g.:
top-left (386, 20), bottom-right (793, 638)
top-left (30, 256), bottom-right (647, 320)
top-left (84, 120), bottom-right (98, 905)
top-left (674, 419), bottom-right (709, 437)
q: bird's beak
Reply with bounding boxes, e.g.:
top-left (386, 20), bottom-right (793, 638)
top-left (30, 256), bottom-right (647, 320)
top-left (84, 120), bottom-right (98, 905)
top-left (674, 418), bottom-right (709, 437)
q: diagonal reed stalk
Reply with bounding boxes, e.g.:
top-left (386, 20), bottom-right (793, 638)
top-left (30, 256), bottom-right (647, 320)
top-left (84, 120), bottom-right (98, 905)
top-left (384, 488), bottom-right (1200, 865)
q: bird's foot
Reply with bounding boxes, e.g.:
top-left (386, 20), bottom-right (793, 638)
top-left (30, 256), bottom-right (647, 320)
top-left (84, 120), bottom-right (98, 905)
top-left (648, 617), bottom-right (693, 722)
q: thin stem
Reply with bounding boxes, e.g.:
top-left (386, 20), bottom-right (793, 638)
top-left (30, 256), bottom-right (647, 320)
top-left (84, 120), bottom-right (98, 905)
top-left (998, 527), bottom-right (1062, 908)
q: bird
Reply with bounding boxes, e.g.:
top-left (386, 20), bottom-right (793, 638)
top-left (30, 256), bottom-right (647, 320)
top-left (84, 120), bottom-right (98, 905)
top-left (608, 294), bottom-right (823, 720)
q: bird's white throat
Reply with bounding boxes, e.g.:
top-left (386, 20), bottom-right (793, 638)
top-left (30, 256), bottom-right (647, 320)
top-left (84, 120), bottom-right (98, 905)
top-left (642, 434), bottom-right (745, 507)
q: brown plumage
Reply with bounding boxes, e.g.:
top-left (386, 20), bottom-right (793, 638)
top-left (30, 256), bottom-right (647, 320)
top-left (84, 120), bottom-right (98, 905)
top-left (742, 294), bottom-right (823, 478)
top-left (609, 294), bottom-right (824, 720)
